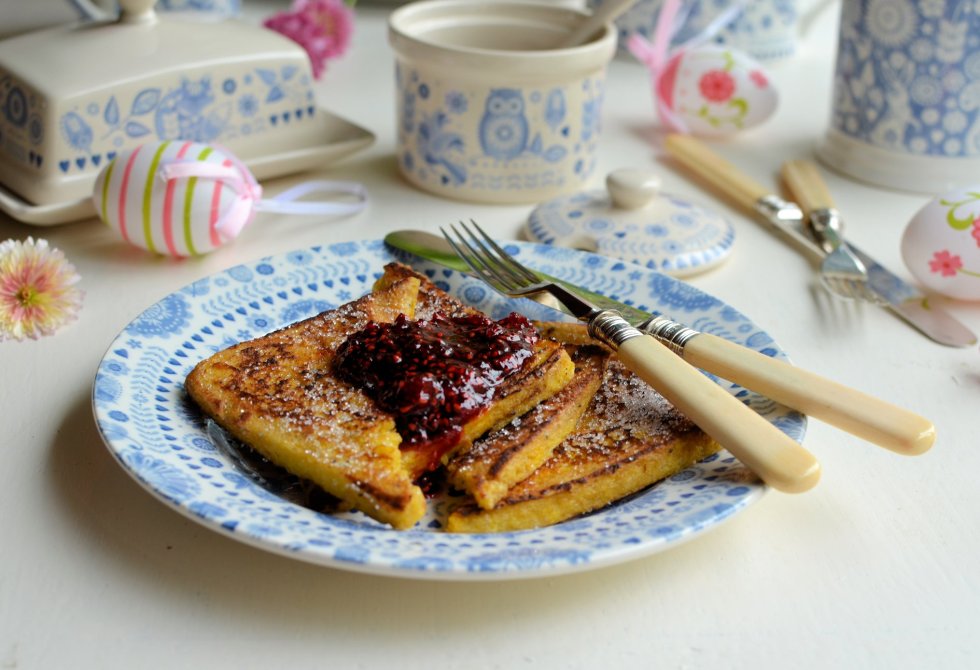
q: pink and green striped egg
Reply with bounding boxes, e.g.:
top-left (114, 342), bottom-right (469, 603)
top-left (93, 141), bottom-right (247, 257)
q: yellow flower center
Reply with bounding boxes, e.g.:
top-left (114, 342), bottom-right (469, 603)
top-left (16, 285), bottom-right (37, 306)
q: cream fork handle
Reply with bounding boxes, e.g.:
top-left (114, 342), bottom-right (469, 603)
top-left (616, 335), bottom-right (821, 493)
top-left (781, 159), bottom-right (847, 255)
top-left (780, 159), bottom-right (836, 212)
top-left (680, 334), bottom-right (936, 455)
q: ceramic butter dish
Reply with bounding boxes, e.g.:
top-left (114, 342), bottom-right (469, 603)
top-left (0, 0), bottom-right (369, 222)
top-left (526, 168), bottom-right (735, 277)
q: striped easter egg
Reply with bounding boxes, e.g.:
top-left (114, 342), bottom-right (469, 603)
top-left (93, 141), bottom-right (252, 256)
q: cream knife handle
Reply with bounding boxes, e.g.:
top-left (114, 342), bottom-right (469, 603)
top-left (663, 134), bottom-right (771, 213)
top-left (663, 134), bottom-right (826, 261)
top-left (780, 159), bottom-right (835, 213)
top-left (616, 335), bottom-right (821, 493)
top-left (681, 333), bottom-right (936, 455)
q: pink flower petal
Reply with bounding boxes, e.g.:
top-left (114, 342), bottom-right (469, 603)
top-left (263, 0), bottom-right (354, 79)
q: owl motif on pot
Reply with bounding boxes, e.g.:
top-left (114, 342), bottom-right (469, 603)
top-left (479, 89), bottom-right (529, 161)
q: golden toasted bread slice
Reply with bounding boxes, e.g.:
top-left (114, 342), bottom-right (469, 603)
top-left (375, 262), bottom-right (474, 320)
top-left (446, 358), bottom-right (721, 533)
top-left (534, 321), bottom-right (598, 347)
top-left (448, 345), bottom-right (609, 510)
top-left (375, 264), bottom-right (576, 480)
top-left (185, 276), bottom-right (427, 530)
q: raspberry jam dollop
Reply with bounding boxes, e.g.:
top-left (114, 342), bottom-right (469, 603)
top-left (334, 310), bottom-right (539, 466)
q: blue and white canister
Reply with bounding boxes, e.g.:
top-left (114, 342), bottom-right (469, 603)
top-left (388, 1), bottom-right (617, 204)
top-left (818, 0), bottom-right (980, 193)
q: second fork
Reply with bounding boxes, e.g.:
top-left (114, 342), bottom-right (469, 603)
top-left (781, 159), bottom-right (884, 305)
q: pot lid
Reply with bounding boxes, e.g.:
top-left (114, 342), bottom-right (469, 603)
top-left (526, 168), bottom-right (735, 277)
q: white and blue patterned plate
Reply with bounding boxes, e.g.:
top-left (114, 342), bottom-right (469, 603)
top-left (92, 240), bottom-right (805, 580)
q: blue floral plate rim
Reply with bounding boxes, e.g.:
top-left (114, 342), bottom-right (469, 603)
top-left (91, 239), bottom-right (804, 581)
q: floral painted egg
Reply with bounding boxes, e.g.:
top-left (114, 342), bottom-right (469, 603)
top-left (657, 45), bottom-right (778, 137)
top-left (92, 141), bottom-right (257, 257)
top-left (901, 187), bottom-right (980, 301)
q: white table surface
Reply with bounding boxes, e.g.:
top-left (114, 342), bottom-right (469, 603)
top-left (2, 3), bottom-right (979, 669)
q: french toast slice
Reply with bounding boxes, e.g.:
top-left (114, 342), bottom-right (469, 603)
top-left (373, 264), bottom-right (576, 479)
top-left (184, 276), bottom-right (428, 530)
top-left (446, 357), bottom-right (721, 533)
top-left (186, 262), bottom-right (578, 530)
top-left (447, 345), bottom-right (609, 510)
top-left (535, 321), bottom-right (599, 347)
top-left (375, 262), bottom-right (474, 320)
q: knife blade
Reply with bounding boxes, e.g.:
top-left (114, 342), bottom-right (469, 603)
top-left (384, 229), bottom-right (935, 456)
top-left (781, 159), bottom-right (978, 348)
top-left (384, 229), bottom-right (652, 321)
top-left (852, 244), bottom-right (978, 347)
top-left (663, 134), bottom-right (977, 348)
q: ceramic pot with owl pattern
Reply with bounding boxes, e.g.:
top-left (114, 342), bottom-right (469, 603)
top-left (388, 0), bottom-right (616, 204)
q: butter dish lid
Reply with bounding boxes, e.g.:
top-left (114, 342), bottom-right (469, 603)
top-left (0, 0), bottom-right (360, 220)
top-left (526, 169), bottom-right (735, 277)
top-left (0, 0), bottom-right (300, 100)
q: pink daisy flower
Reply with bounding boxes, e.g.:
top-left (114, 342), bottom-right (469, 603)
top-left (928, 250), bottom-right (962, 277)
top-left (972, 218), bottom-right (980, 247)
top-left (0, 237), bottom-right (83, 341)
top-left (264, 0), bottom-right (355, 80)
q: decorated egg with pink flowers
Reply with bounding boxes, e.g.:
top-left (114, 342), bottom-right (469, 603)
top-left (657, 45), bottom-right (778, 137)
top-left (901, 187), bottom-right (980, 301)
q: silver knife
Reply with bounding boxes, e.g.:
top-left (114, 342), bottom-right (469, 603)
top-left (780, 158), bottom-right (979, 348)
top-left (664, 134), bottom-right (977, 348)
top-left (385, 229), bottom-right (935, 456)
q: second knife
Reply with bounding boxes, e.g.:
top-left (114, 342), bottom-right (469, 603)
top-left (664, 133), bottom-right (977, 348)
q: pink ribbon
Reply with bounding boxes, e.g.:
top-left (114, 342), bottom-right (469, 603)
top-left (627, 0), bottom-right (750, 134)
top-left (159, 154), bottom-right (367, 242)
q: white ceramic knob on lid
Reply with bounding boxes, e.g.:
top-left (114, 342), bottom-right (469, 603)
top-left (526, 168), bottom-right (735, 277)
top-left (119, 0), bottom-right (158, 24)
top-left (606, 169), bottom-right (661, 209)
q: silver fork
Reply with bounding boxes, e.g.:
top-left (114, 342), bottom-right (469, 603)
top-left (809, 207), bottom-right (886, 304)
top-left (780, 159), bottom-right (886, 305)
top-left (442, 220), bottom-right (821, 494)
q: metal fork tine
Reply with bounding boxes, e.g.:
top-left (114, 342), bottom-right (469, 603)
top-left (442, 221), bottom-right (551, 303)
top-left (450, 222), bottom-right (522, 292)
top-left (465, 219), bottom-right (541, 285)
top-left (821, 274), bottom-right (887, 306)
top-left (456, 220), bottom-right (526, 290)
top-left (442, 225), bottom-right (503, 291)
top-left (859, 285), bottom-right (885, 305)
top-left (814, 228), bottom-right (890, 305)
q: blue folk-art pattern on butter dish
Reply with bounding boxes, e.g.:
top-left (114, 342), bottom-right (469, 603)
top-left (832, 0), bottom-right (980, 157)
top-left (0, 66), bottom-right (314, 177)
top-left (92, 241), bottom-right (805, 580)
